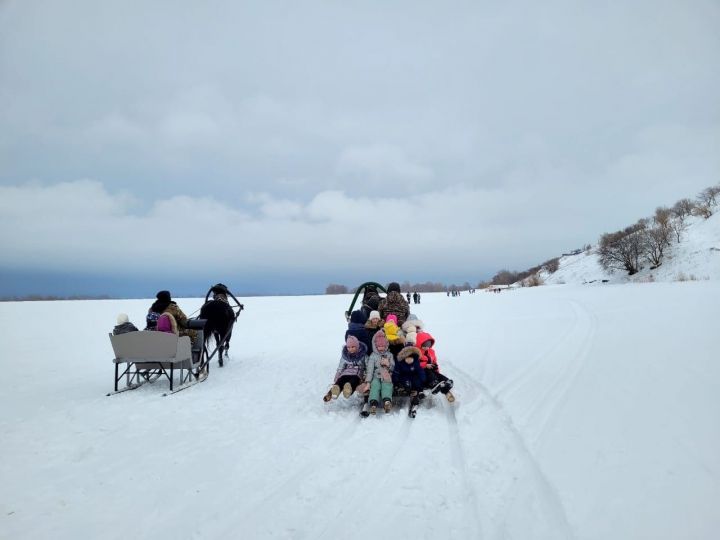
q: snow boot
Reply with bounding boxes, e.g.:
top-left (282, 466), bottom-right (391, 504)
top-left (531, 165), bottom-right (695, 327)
top-left (369, 399), bottom-right (378, 415)
top-left (383, 400), bottom-right (392, 413)
top-left (446, 390), bottom-right (455, 403)
top-left (342, 382), bottom-right (353, 398)
top-left (331, 384), bottom-right (341, 399)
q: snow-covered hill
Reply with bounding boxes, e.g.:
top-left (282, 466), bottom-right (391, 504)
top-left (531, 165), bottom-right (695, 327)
top-left (539, 212), bottom-right (720, 285)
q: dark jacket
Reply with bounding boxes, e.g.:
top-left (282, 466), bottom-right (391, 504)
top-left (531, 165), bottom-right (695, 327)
top-left (345, 311), bottom-right (372, 353)
top-left (113, 322), bottom-right (139, 335)
top-left (393, 346), bottom-right (425, 390)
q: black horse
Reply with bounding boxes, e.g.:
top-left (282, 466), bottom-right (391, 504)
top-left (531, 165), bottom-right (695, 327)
top-left (199, 283), bottom-right (244, 367)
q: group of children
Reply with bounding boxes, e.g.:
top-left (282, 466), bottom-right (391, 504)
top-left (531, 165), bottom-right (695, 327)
top-left (324, 282), bottom-right (454, 415)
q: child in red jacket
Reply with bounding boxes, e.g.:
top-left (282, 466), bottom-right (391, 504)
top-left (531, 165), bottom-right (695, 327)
top-left (415, 331), bottom-right (455, 402)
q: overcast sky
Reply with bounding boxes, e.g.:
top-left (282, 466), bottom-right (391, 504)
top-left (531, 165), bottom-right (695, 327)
top-left (1, 0), bottom-right (719, 296)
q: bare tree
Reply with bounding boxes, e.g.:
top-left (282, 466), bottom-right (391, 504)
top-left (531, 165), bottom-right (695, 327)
top-left (669, 217), bottom-right (687, 243)
top-left (325, 283), bottom-right (348, 294)
top-left (642, 226), bottom-right (668, 268)
top-left (697, 185), bottom-right (720, 207)
top-left (693, 204), bottom-right (713, 219)
top-left (599, 223), bottom-right (645, 275)
top-left (672, 198), bottom-right (695, 224)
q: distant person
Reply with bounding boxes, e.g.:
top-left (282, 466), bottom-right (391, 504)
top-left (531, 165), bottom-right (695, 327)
top-left (378, 282), bottom-right (410, 326)
top-left (113, 313), bottom-right (138, 335)
top-left (406, 292), bottom-right (411, 303)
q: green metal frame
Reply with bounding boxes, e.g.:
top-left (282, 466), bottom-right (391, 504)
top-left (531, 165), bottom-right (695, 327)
top-left (345, 281), bottom-right (387, 321)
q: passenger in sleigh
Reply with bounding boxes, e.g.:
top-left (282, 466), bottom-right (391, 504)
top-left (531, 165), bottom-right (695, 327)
top-left (378, 282), bottom-right (410, 326)
top-left (416, 331), bottom-right (455, 402)
top-left (146, 290), bottom-right (198, 344)
top-left (364, 310), bottom-right (384, 344)
top-left (345, 309), bottom-right (372, 353)
top-left (393, 345), bottom-right (426, 404)
top-left (363, 331), bottom-right (395, 414)
top-left (323, 335), bottom-right (368, 402)
top-left (383, 314), bottom-right (406, 358)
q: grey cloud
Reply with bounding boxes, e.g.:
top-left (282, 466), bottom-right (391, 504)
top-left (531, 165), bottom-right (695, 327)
top-left (1, 0), bottom-right (719, 287)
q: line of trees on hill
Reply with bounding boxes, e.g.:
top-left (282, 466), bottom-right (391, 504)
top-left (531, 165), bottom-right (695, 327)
top-left (597, 185), bottom-right (719, 275)
top-left (485, 183), bottom-right (720, 286)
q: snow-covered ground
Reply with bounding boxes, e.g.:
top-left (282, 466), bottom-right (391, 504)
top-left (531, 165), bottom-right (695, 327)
top-left (540, 212), bottom-right (720, 286)
top-left (1, 280), bottom-right (718, 539)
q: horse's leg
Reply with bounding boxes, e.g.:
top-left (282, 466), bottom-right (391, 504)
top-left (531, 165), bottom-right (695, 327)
top-left (215, 330), bottom-right (224, 366)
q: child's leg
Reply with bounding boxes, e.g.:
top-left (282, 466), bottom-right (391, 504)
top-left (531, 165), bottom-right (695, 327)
top-left (369, 379), bottom-right (382, 404)
top-left (380, 381), bottom-right (394, 402)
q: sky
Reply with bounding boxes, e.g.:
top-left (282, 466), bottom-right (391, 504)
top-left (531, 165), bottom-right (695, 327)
top-left (1, 0), bottom-right (719, 296)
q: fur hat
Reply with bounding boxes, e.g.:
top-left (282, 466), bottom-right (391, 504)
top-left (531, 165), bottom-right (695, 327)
top-left (368, 310), bottom-right (381, 321)
top-left (401, 321), bottom-right (417, 333)
top-left (116, 313), bottom-right (129, 325)
top-left (385, 314), bottom-right (398, 325)
top-left (156, 290), bottom-right (171, 302)
top-left (405, 331), bottom-right (417, 345)
top-left (346, 335), bottom-right (360, 349)
top-left (387, 282), bottom-right (401, 293)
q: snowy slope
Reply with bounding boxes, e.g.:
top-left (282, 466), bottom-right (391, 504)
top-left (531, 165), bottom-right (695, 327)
top-left (1, 282), bottom-right (719, 540)
top-left (540, 212), bottom-right (720, 285)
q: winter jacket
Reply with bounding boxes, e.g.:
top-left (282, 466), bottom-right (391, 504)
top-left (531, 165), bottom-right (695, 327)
top-left (157, 312), bottom-right (178, 335)
top-left (113, 322), bottom-right (139, 335)
top-left (415, 331), bottom-right (438, 370)
top-left (378, 291), bottom-right (410, 326)
top-left (345, 310), bottom-right (372, 352)
top-left (334, 341), bottom-right (368, 382)
top-left (364, 317), bottom-right (384, 344)
top-left (393, 346), bottom-right (426, 390)
top-left (366, 334), bottom-right (395, 384)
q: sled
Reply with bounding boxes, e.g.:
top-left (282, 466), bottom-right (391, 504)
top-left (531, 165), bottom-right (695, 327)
top-left (108, 320), bottom-right (209, 396)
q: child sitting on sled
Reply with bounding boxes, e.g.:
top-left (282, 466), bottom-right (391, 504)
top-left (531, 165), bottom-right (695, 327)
top-left (394, 345), bottom-right (426, 407)
top-left (383, 314), bottom-right (405, 358)
top-left (323, 335), bottom-right (368, 402)
top-left (364, 331), bottom-right (395, 414)
top-left (416, 331), bottom-right (455, 402)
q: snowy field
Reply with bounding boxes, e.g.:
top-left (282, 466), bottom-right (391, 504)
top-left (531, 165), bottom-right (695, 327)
top-left (1, 282), bottom-right (718, 540)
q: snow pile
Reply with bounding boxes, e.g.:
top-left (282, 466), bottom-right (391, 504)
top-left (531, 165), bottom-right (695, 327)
top-left (539, 212), bottom-right (720, 285)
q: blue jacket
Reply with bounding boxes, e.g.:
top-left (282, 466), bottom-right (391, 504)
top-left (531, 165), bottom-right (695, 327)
top-left (345, 310), bottom-right (372, 353)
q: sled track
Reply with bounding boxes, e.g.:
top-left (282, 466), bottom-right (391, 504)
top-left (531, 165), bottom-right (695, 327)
top-left (444, 399), bottom-right (485, 538)
top-left (444, 361), bottom-right (576, 539)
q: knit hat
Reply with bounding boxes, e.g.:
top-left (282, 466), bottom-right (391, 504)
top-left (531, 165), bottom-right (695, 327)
top-left (116, 313), bottom-right (129, 325)
top-left (373, 331), bottom-right (389, 349)
top-left (405, 331), bottom-right (417, 345)
top-left (156, 290), bottom-right (171, 302)
top-left (387, 282), bottom-right (401, 293)
top-left (385, 314), bottom-right (398, 325)
top-left (368, 310), bottom-right (381, 321)
top-left (346, 335), bottom-right (360, 349)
